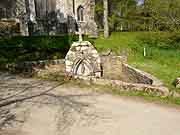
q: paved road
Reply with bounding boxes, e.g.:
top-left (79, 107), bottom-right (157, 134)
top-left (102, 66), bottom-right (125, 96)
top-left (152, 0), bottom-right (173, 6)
top-left (0, 73), bottom-right (180, 135)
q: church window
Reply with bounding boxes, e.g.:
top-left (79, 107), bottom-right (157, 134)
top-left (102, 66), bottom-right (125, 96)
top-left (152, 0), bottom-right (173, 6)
top-left (0, 8), bottom-right (6, 18)
top-left (77, 5), bottom-right (84, 22)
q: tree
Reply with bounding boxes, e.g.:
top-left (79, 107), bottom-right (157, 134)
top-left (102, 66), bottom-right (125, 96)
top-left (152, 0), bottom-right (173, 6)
top-left (95, 0), bottom-right (180, 32)
top-left (104, 0), bottom-right (109, 38)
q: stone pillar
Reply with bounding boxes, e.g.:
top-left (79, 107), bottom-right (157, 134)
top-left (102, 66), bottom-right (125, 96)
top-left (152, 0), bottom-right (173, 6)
top-left (15, 0), bottom-right (29, 36)
top-left (25, 0), bottom-right (37, 35)
top-left (25, 0), bottom-right (36, 23)
top-left (15, 0), bottom-right (27, 18)
top-left (89, 0), bottom-right (98, 37)
top-left (66, 0), bottom-right (76, 33)
top-left (90, 0), bottom-right (95, 20)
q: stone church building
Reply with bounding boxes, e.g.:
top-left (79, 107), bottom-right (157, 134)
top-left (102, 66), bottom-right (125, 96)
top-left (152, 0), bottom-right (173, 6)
top-left (0, 0), bottom-right (97, 36)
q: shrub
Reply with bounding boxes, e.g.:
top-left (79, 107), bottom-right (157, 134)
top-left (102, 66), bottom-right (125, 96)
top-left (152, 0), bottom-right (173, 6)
top-left (0, 34), bottom-right (94, 68)
top-left (137, 32), bottom-right (180, 50)
top-left (0, 36), bottom-right (71, 67)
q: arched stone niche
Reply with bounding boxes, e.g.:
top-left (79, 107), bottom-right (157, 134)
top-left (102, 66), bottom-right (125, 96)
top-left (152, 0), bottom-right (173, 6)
top-left (65, 41), bottom-right (102, 78)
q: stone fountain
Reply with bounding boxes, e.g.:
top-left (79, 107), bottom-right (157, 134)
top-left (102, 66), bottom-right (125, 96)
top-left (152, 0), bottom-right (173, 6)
top-left (65, 22), bottom-right (102, 78)
top-left (12, 22), bottom-right (169, 97)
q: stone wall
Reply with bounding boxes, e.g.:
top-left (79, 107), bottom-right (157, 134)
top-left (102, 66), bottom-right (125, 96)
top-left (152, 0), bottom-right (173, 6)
top-left (0, 0), bottom-right (28, 36)
top-left (0, 19), bottom-right (22, 36)
top-left (77, 76), bottom-right (169, 97)
top-left (15, 59), bottom-right (65, 77)
top-left (12, 55), bottom-right (169, 97)
top-left (13, 55), bottom-right (163, 87)
top-left (122, 64), bottom-right (163, 86)
top-left (101, 56), bottom-right (126, 80)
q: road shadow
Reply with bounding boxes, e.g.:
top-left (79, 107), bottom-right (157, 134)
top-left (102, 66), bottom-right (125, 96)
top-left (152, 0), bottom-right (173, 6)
top-left (0, 72), bottom-right (100, 135)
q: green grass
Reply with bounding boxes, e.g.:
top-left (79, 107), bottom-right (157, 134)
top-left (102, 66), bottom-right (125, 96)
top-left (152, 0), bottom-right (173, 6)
top-left (94, 32), bottom-right (180, 92)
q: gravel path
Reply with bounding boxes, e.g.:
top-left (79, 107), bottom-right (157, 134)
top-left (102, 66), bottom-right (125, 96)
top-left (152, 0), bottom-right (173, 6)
top-left (0, 73), bottom-right (180, 135)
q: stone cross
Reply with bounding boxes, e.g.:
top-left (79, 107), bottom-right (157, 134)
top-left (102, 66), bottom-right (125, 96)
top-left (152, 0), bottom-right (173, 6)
top-left (75, 23), bottom-right (83, 42)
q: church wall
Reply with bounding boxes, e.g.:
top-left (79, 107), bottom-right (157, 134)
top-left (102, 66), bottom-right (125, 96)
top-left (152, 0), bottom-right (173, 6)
top-left (74, 0), bottom-right (97, 37)
top-left (0, 0), bottom-right (97, 37)
top-left (56, 0), bottom-right (70, 22)
top-left (74, 0), bottom-right (91, 21)
top-left (0, 0), bottom-right (16, 18)
top-left (34, 0), bottom-right (47, 18)
top-left (34, 0), bottom-right (56, 19)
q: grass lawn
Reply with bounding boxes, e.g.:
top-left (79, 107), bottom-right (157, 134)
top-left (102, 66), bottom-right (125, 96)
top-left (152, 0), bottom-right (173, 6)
top-left (94, 32), bottom-right (180, 92)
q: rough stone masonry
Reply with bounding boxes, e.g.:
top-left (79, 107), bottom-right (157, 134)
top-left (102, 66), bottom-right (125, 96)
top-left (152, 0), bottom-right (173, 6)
top-left (0, 0), bottom-right (97, 36)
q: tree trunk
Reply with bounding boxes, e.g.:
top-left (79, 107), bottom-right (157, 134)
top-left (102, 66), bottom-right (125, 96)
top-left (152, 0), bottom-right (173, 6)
top-left (104, 0), bottom-right (109, 38)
